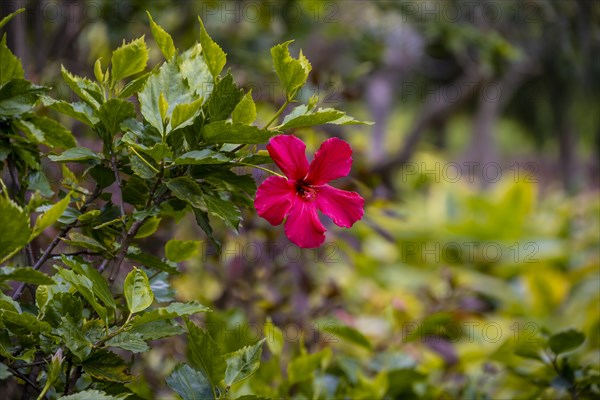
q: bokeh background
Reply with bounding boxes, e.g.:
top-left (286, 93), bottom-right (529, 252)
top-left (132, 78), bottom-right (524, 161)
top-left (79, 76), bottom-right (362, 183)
top-left (2, 0), bottom-right (599, 398)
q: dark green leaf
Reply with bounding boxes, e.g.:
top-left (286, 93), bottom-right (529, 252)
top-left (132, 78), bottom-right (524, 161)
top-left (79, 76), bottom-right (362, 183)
top-left (56, 317), bottom-right (93, 361)
top-left (82, 350), bottom-right (130, 382)
top-left (167, 177), bottom-right (205, 209)
top-left (0, 34), bottom-right (23, 87)
top-left (185, 319), bottom-right (226, 392)
top-left (549, 329), bottom-right (585, 355)
top-left (0, 267), bottom-right (54, 285)
top-left (56, 268), bottom-right (108, 325)
top-left (97, 99), bottom-right (136, 139)
top-left (203, 192), bottom-right (241, 230)
top-left (206, 72), bottom-right (243, 121)
top-left (175, 149), bottom-right (230, 165)
top-left (0, 195), bottom-right (30, 262)
top-left (130, 319), bottom-right (184, 341)
top-left (61, 256), bottom-right (116, 310)
top-left (203, 121), bottom-right (277, 144)
top-left (0, 310), bottom-right (52, 335)
top-left (122, 175), bottom-right (149, 207)
top-left (167, 363), bottom-right (213, 400)
top-left (0, 79), bottom-right (46, 116)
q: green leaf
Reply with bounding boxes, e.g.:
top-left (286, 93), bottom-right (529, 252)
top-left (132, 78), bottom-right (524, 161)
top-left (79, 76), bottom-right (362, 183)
top-left (0, 8), bottom-right (25, 30)
top-left (175, 149), bottom-right (230, 165)
top-left (59, 390), bottom-right (125, 400)
top-left (14, 116), bottom-right (76, 150)
top-left (0, 195), bottom-right (30, 262)
top-left (203, 192), bottom-right (241, 230)
top-left (97, 99), bottom-right (136, 139)
top-left (147, 12), bottom-right (176, 61)
top-left (124, 268), bottom-right (154, 314)
top-left (134, 216), bottom-right (161, 238)
top-left (64, 232), bottom-right (107, 252)
top-left (31, 193), bottom-right (71, 239)
top-left (0, 79), bottom-right (46, 116)
top-left (131, 301), bottom-right (210, 327)
top-left (129, 151), bottom-right (157, 179)
top-left (193, 208), bottom-right (219, 251)
top-left (0, 267), bottom-right (54, 285)
top-left (198, 17), bottom-right (226, 78)
top-left (139, 59), bottom-right (195, 132)
top-left (56, 268), bottom-right (108, 325)
top-left (126, 246), bottom-right (177, 274)
top-left (232, 91), bottom-right (256, 125)
top-left (167, 177), bottom-right (205, 209)
top-left (167, 363), bottom-right (213, 400)
top-left (203, 121), bottom-right (277, 144)
top-left (165, 239), bottom-right (201, 262)
top-left (280, 105), bottom-right (372, 130)
top-left (82, 350), bottom-right (130, 382)
top-left (106, 331), bottom-right (149, 353)
top-left (122, 175), bottom-right (149, 207)
top-left (270, 40), bottom-right (311, 100)
top-left (0, 362), bottom-right (11, 380)
top-left (119, 71), bottom-right (151, 99)
top-left (179, 44), bottom-right (214, 99)
top-left (0, 35), bottom-right (23, 87)
top-left (40, 96), bottom-right (98, 126)
top-left (111, 36), bottom-right (148, 86)
top-left (185, 319), bottom-right (226, 392)
top-left (549, 329), bottom-right (585, 355)
top-left (225, 339), bottom-right (265, 387)
top-left (61, 256), bottom-right (116, 310)
top-left (287, 348), bottom-right (332, 384)
top-left (130, 319), bottom-right (184, 341)
top-left (0, 310), bottom-right (52, 335)
top-left (206, 72), bottom-right (243, 121)
top-left (320, 320), bottom-right (372, 350)
top-left (56, 317), bottom-right (93, 361)
top-left (60, 65), bottom-right (103, 109)
top-left (48, 147), bottom-right (100, 162)
top-left (171, 98), bottom-right (203, 132)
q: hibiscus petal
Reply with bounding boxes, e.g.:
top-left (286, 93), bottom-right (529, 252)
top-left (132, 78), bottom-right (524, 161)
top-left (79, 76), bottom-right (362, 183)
top-left (305, 137), bottom-right (353, 185)
top-left (254, 176), bottom-right (295, 225)
top-left (316, 184), bottom-right (364, 228)
top-left (284, 199), bottom-right (326, 248)
top-left (266, 135), bottom-right (309, 180)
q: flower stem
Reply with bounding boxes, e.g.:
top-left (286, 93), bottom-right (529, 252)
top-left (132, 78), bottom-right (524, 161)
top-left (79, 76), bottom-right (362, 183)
top-left (263, 99), bottom-right (291, 129)
top-left (236, 162), bottom-right (286, 179)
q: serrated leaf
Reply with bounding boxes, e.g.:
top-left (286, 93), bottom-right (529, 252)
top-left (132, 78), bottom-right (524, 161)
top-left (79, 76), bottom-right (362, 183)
top-left (279, 105), bottom-right (372, 130)
top-left (225, 339), bottom-right (265, 386)
top-left (203, 121), bottom-right (277, 144)
top-left (56, 268), bottom-right (108, 325)
top-left (171, 98), bottom-right (203, 132)
top-left (185, 320), bottom-right (226, 392)
top-left (97, 99), bottom-right (136, 140)
top-left (131, 301), bottom-right (210, 328)
top-left (147, 12), bottom-right (176, 61)
top-left (0, 34), bottom-right (23, 87)
top-left (31, 193), bottom-right (71, 239)
top-left (0, 195), bottom-right (30, 262)
top-left (40, 96), bottom-right (98, 126)
top-left (124, 268), bottom-right (154, 314)
top-left (61, 256), bottom-right (116, 310)
top-left (206, 72), bottom-right (243, 121)
top-left (198, 17), bottom-right (226, 78)
top-left (167, 177), bottom-right (205, 209)
top-left (167, 363), bottom-right (213, 400)
top-left (111, 36), bottom-right (148, 85)
top-left (82, 350), bottom-right (130, 382)
top-left (175, 149), bottom-right (230, 165)
top-left (549, 329), bottom-right (585, 355)
top-left (56, 317), bottom-right (93, 361)
top-left (106, 331), bottom-right (149, 353)
top-left (139, 59), bottom-right (195, 132)
top-left (60, 66), bottom-right (103, 109)
top-left (48, 147), bottom-right (100, 162)
top-left (270, 41), bottom-right (311, 100)
top-left (203, 192), bottom-right (241, 230)
top-left (0, 79), bottom-right (46, 116)
top-left (130, 319), bottom-right (184, 341)
top-left (0, 310), bottom-right (52, 335)
top-left (14, 116), bottom-right (76, 149)
top-left (179, 44), bottom-right (214, 98)
top-left (122, 175), bottom-right (149, 207)
top-left (0, 267), bottom-right (54, 285)
top-left (232, 91), bottom-right (256, 125)
top-left (129, 151), bottom-right (157, 179)
top-left (165, 240), bottom-right (201, 262)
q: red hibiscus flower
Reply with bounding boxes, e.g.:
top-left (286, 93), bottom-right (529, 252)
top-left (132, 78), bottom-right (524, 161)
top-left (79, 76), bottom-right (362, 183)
top-left (254, 135), bottom-right (365, 248)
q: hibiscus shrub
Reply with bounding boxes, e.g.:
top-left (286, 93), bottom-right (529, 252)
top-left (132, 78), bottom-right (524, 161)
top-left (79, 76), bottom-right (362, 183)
top-left (0, 10), bottom-right (367, 399)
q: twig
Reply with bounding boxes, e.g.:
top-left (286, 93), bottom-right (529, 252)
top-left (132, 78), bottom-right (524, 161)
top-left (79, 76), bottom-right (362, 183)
top-left (7, 366), bottom-right (42, 395)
